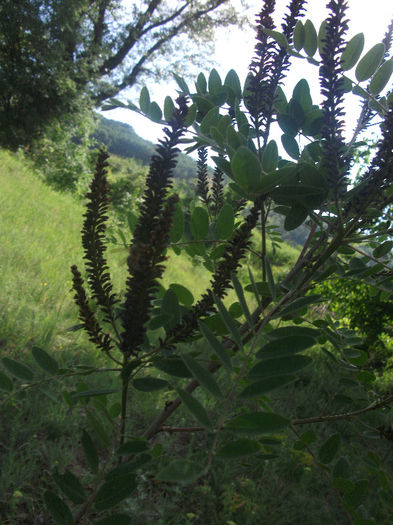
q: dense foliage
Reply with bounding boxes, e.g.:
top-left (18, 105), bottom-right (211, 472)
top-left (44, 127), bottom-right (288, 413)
top-left (2, 1), bottom-right (393, 524)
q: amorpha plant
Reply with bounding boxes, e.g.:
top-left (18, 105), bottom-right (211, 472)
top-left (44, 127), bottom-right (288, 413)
top-left (2, 1), bottom-right (393, 523)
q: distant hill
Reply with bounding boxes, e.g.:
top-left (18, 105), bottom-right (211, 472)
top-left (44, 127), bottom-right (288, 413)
top-left (94, 115), bottom-right (199, 182)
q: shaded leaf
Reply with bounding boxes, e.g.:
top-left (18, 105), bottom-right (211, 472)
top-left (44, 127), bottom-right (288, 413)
top-left (231, 273), bottom-right (254, 332)
top-left (293, 20), bottom-right (305, 52)
top-left (2, 358), bottom-right (34, 381)
top-left (285, 205), bottom-right (308, 231)
top-left (157, 460), bottom-right (204, 484)
top-left (355, 43), bottom-right (385, 82)
top-left (304, 20), bottom-right (318, 57)
top-left (139, 86), bottom-right (150, 113)
top-left (177, 388), bottom-right (213, 431)
top-left (257, 335), bottom-right (315, 359)
top-left (226, 411), bottom-right (290, 434)
top-left (0, 371), bottom-right (13, 392)
top-left (95, 474), bottom-right (137, 511)
top-left (239, 375), bottom-right (296, 398)
top-left (279, 295), bottom-right (323, 317)
top-left (341, 33), bottom-right (365, 71)
top-left (319, 433), bottom-right (341, 464)
top-left (262, 140), bottom-right (278, 172)
top-left (182, 355), bottom-right (223, 398)
top-left (373, 240), bottom-right (393, 258)
top-left (154, 358), bottom-right (192, 378)
top-left (148, 101), bottom-right (162, 122)
top-left (95, 515), bottom-right (132, 525)
top-left (133, 377), bottom-right (168, 392)
top-left (281, 134), bottom-right (299, 160)
top-left (217, 439), bottom-right (262, 457)
top-left (191, 207), bottom-right (209, 240)
top-left (170, 283), bottom-right (194, 306)
top-left (44, 491), bottom-right (74, 525)
top-left (214, 295), bottom-right (243, 350)
top-left (31, 346), bottom-right (59, 375)
top-left (231, 146), bottom-right (262, 191)
top-left (216, 204), bottom-right (234, 240)
top-left (116, 440), bottom-right (149, 456)
top-left (52, 469), bottom-right (86, 505)
top-left (248, 355), bottom-right (312, 379)
top-left (198, 321), bottom-right (232, 370)
top-left (164, 96), bottom-right (175, 121)
top-left (169, 203), bottom-right (184, 243)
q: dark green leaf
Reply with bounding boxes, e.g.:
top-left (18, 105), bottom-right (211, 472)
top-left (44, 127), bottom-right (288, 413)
top-left (216, 203), bottom-right (234, 240)
top-left (161, 288), bottom-right (180, 328)
top-left (226, 411), bottom-right (290, 434)
top-left (139, 86), bottom-right (150, 113)
top-left (256, 335), bottom-right (315, 359)
top-left (72, 388), bottom-right (118, 400)
top-left (177, 388), bottom-right (213, 431)
top-left (265, 256), bottom-right (276, 300)
top-left (285, 205), bottom-right (308, 231)
top-left (214, 295), bottom-right (243, 350)
top-left (0, 371), bottom-right (13, 392)
top-left (208, 68), bottom-right (222, 94)
top-left (116, 440), bottom-right (149, 456)
top-left (341, 33), bottom-right (365, 71)
top-left (355, 43), bottom-right (385, 82)
top-left (277, 113), bottom-right (298, 136)
top-left (304, 20), bottom-right (318, 57)
top-left (317, 20), bottom-right (327, 56)
top-left (44, 491), bottom-right (74, 525)
top-left (157, 460), bottom-right (204, 484)
top-left (86, 409), bottom-right (110, 449)
top-left (239, 375), bottom-right (295, 398)
top-left (133, 377), bottom-right (168, 392)
top-left (333, 457), bottom-right (350, 479)
top-left (373, 240), bottom-right (393, 258)
top-left (200, 107), bottom-right (220, 134)
top-left (319, 433), bottom-right (341, 464)
top-left (248, 355), bottom-right (312, 379)
top-left (267, 326), bottom-right (320, 339)
top-left (95, 473), bottom-right (137, 511)
top-left (196, 72), bottom-right (207, 94)
top-left (281, 134), bottom-right (299, 160)
top-left (148, 101), bottom-right (162, 122)
top-left (2, 357), bottom-right (34, 381)
top-left (344, 479), bottom-right (368, 508)
top-left (279, 295), bottom-right (323, 317)
top-left (184, 103), bottom-right (197, 126)
top-left (217, 439), bottom-right (262, 457)
top-left (231, 273), bottom-right (254, 332)
top-left (53, 469), bottom-right (86, 505)
top-left (198, 321), bottom-right (232, 370)
top-left (169, 203), bottom-right (184, 243)
top-left (106, 454), bottom-right (151, 481)
top-left (182, 355), bottom-right (223, 398)
top-left (262, 28), bottom-right (289, 49)
top-left (173, 73), bottom-right (190, 94)
top-left (293, 20), bottom-right (305, 52)
top-left (170, 283), bottom-right (194, 306)
top-left (191, 207), bottom-right (209, 240)
top-left (262, 140), bottom-right (278, 172)
top-left (293, 79), bottom-right (313, 114)
top-left (95, 515), bottom-right (132, 525)
top-left (231, 146), bottom-right (262, 191)
top-left (224, 69), bottom-right (242, 98)
top-left (154, 358), bottom-right (192, 378)
top-left (164, 96), bottom-right (175, 121)
top-left (31, 346), bottom-right (59, 375)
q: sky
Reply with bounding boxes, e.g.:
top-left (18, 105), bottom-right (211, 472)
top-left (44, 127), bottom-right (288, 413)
top-left (103, 0), bottom-right (393, 145)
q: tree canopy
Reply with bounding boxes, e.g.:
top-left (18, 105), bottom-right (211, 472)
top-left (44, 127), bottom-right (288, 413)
top-left (0, 0), bottom-right (242, 149)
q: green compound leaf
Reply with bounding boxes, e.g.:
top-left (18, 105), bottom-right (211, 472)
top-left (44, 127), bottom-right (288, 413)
top-left (44, 491), bottom-right (75, 525)
top-left (341, 33), bottom-right (365, 71)
top-left (217, 438), bottom-right (262, 457)
top-left (177, 388), bottom-right (213, 431)
top-left (182, 355), bottom-right (223, 399)
top-left (2, 357), bottom-right (34, 381)
top-left (157, 459), bottom-right (205, 484)
top-left (355, 43), bottom-right (385, 82)
top-left (32, 346), bottom-right (59, 375)
top-left (226, 411), bottom-right (290, 434)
